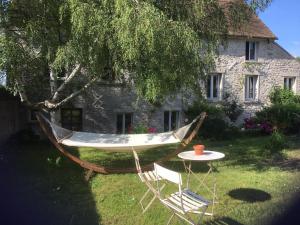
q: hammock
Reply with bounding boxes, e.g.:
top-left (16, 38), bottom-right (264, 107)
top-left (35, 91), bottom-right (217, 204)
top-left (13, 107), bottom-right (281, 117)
top-left (42, 115), bottom-right (198, 152)
top-left (36, 112), bottom-right (206, 174)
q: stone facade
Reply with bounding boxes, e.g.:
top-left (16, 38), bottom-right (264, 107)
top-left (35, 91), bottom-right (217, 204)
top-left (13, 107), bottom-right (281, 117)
top-left (57, 38), bottom-right (300, 133)
top-left (215, 38), bottom-right (300, 123)
top-left (57, 86), bottom-right (186, 133)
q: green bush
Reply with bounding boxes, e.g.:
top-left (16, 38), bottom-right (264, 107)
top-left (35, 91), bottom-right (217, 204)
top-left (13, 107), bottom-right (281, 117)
top-left (255, 87), bottom-right (300, 134)
top-left (221, 93), bottom-right (244, 122)
top-left (185, 100), bottom-right (241, 140)
top-left (269, 87), bottom-right (300, 105)
top-left (256, 104), bottom-right (300, 133)
top-left (185, 100), bottom-right (223, 120)
top-left (200, 118), bottom-right (241, 140)
top-left (132, 123), bottom-right (148, 134)
top-left (264, 131), bottom-right (287, 155)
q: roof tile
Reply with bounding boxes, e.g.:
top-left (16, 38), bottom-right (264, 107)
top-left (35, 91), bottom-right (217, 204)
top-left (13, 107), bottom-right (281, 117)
top-left (219, 0), bottom-right (277, 39)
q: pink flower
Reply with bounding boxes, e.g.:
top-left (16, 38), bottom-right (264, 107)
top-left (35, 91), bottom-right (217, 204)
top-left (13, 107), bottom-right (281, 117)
top-left (148, 127), bottom-right (157, 133)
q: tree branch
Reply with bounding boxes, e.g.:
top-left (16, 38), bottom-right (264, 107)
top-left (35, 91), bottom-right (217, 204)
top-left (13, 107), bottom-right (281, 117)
top-left (51, 64), bottom-right (81, 101)
top-left (15, 77), bottom-right (31, 105)
top-left (47, 76), bottom-right (99, 110)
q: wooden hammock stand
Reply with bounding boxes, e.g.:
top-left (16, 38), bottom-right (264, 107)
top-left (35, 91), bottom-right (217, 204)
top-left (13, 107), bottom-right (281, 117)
top-left (36, 112), bottom-right (206, 175)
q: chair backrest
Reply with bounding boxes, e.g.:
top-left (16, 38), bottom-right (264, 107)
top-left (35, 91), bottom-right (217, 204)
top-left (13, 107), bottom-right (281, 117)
top-left (154, 163), bottom-right (184, 210)
top-left (132, 149), bottom-right (142, 174)
top-left (154, 163), bottom-right (182, 185)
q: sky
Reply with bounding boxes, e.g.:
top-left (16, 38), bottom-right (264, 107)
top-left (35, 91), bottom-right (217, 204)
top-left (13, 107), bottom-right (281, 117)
top-left (260, 0), bottom-right (300, 57)
top-left (0, 72), bottom-right (6, 86)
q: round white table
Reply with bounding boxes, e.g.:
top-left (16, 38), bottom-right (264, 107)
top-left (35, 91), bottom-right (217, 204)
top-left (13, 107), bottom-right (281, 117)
top-left (178, 150), bottom-right (225, 216)
top-left (178, 150), bottom-right (225, 162)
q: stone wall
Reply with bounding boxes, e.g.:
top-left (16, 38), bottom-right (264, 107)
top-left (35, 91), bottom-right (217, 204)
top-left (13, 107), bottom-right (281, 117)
top-left (215, 38), bottom-right (300, 124)
top-left (58, 86), bottom-right (186, 133)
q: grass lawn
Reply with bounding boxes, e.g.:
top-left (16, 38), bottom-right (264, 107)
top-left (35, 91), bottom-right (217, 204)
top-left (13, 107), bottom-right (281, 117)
top-left (3, 135), bottom-right (300, 225)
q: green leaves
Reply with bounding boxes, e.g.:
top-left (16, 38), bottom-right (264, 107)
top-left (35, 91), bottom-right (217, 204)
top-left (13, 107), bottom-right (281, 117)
top-left (0, 0), bottom-right (272, 107)
top-left (111, 0), bottom-right (210, 101)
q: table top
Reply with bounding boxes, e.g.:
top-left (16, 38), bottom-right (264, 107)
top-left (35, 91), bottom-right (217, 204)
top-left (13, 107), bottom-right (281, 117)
top-left (178, 150), bottom-right (225, 161)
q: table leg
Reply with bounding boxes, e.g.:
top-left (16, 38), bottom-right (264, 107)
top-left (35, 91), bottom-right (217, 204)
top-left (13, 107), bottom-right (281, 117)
top-left (210, 162), bottom-right (217, 217)
top-left (186, 161), bottom-right (219, 217)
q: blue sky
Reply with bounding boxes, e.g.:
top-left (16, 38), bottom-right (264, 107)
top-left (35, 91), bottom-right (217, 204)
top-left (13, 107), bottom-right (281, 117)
top-left (260, 0), bottom-right (300, 57)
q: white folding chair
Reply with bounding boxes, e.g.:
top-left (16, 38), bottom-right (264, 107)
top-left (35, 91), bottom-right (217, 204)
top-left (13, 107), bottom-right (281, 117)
top-left (154, 163), bottom-right (210, 225)
top-left (133, 150), bottom-right (165, 213)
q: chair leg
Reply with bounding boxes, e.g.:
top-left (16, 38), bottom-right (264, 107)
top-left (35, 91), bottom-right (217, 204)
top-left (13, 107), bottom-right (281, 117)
top-left (140, 183), bottom-right (166, 213)
top-left (175, 213), bottom-right (195, 225)
top-left (196, 206), bottom-right (208, 225)
top-left (142, 193), bottom-right (156, 214)
top-left (166, 213), bottom-right (175, 225)
top-left (139, 188), bottom-right (151, 206)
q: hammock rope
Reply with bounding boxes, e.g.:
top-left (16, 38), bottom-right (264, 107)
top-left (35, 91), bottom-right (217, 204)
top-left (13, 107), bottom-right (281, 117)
top-left (36, 112), bottom-right (206, 174)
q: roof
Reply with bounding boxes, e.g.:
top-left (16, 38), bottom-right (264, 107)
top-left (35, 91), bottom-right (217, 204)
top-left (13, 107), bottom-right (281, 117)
top-left (219, 0), bottom-right (277, 40)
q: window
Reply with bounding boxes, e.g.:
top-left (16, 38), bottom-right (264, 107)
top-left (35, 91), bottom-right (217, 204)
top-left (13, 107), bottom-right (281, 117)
top-left (245, 75), bottom-right (258, 101)
top-left (246, 41), bottom-right (256, 61)
top-left (284, 77), bottom-right (296, 92)
top-left (116, 113), bottom-right (133, 134)
top-left (61, 108), bottom-right (82, 131)
top-left (164, 111), bottom-right (180, 132)
top-left (207, 74), bottom-right (222, 100)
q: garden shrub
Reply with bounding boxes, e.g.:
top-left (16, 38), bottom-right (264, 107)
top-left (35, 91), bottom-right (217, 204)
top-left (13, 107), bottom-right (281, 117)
top-left (255, 87), bottom-right (300, 134)
top-left (269, 87), bottom-right (300, 105)
top-left (264, 131), bottom-right (287, 156)
top-left (256, 103), bottom-right (300, 133)
top-left (185, 100), bottom-right (241, 140)
top-left (132, 123), bottom-right (157, 134)
top-left (185, 99), bottom-right (223, 120)
top-left (243, 118), bottom-right (273, 135)
top-left (200, 118), bottom-right (242, 140)
top-left (132, 123), bottom-right (148, 134)
top-left (221, 93), bottom-right (244, 122)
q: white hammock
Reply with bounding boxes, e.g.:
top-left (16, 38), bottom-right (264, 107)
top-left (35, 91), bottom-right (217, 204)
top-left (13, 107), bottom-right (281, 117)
top-left (43, 115), bottom-right (199, 152)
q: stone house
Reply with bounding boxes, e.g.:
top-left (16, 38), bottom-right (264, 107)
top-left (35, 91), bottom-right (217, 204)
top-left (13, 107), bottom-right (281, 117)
top-left (56, 2), bottom-right (300, 134)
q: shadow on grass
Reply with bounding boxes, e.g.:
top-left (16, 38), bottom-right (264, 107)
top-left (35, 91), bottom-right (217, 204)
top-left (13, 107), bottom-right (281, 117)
top-left (0, 140), bottom-right (101, 225)
top-left (62, 135), bottom-right (300, 176)
top-left (275, 159), bottom-right (300, 171)
top-left (228, 188), bottom-right (271, 203)
top-left (73, 144), bottom-right (214, 173)
top-left (71, 144), bottom-right (182, 169)
top-left (203, 135), bottom-right (300, 172)
top-left (205, 216), bottom-right (244, 225)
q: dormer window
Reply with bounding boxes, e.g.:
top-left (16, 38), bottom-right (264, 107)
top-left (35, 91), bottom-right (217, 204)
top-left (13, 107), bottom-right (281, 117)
top-left (246, 41), bottom-right (256, 61)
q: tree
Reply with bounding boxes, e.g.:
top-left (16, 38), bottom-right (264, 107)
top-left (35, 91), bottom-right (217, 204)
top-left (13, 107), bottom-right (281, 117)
top-left (0, 0), bottom-right (272, 111)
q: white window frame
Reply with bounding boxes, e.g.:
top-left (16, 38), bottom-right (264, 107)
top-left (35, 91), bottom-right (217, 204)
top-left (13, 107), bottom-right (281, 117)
top-left (284, 77), bottom-right (296, 92)
top-left (245, 41), bottom-right (257, 61)
top-left (245, 75), bottom-right (259, 102)
top-left (164, 111), bottom-right (180, 132)
top-left (116, 112), bottom-right (133, 134)
top-left (206, 73), bottom-right (223, 101)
